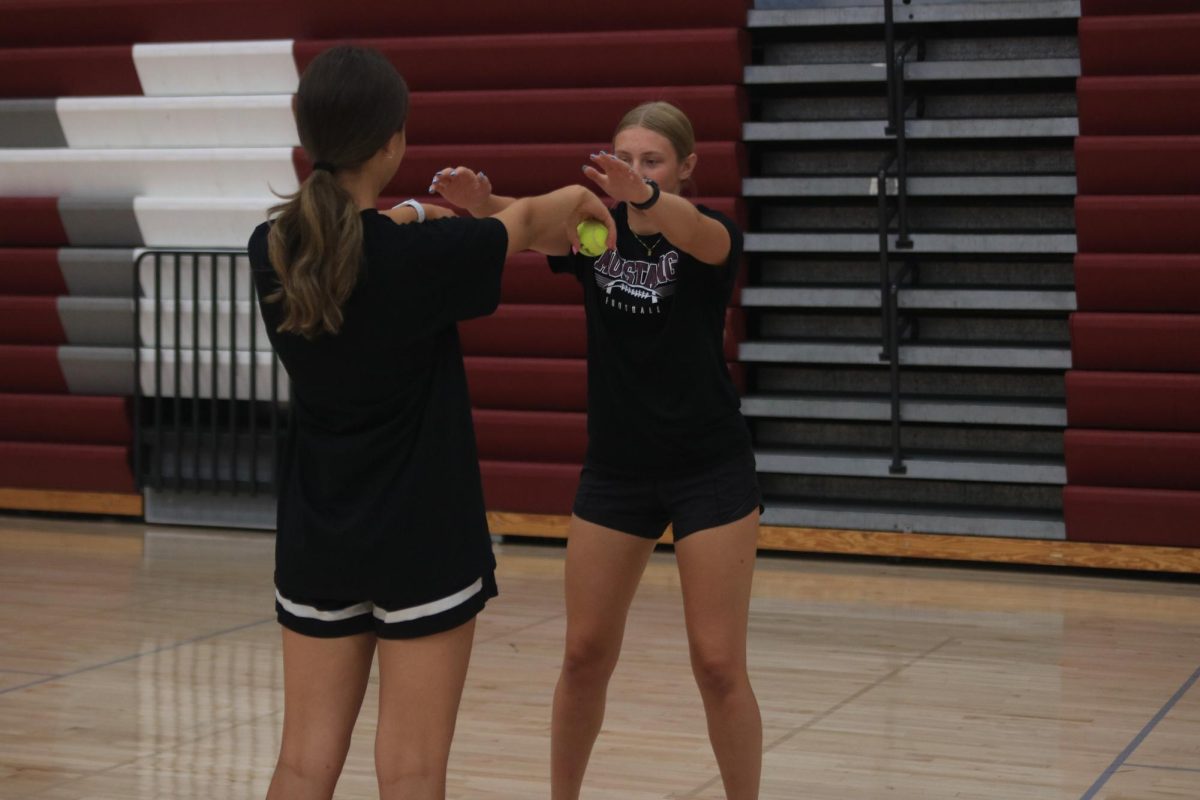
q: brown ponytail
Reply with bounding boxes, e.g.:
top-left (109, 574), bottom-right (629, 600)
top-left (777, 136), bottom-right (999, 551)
top-left (265, 45), bottom-right (409, 339)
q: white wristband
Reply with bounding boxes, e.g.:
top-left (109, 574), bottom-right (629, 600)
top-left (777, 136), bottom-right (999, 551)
top-left (393, 199), bottom-right (426, 223)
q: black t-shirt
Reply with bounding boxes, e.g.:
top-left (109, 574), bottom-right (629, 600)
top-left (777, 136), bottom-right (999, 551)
top-left (248, 211), bottom-right (508, 603)
top-left (549, 202), bottom-right (752, 476)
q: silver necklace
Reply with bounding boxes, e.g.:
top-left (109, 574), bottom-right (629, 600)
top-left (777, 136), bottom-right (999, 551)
top-left (630, 229), bottom-right (663, 257)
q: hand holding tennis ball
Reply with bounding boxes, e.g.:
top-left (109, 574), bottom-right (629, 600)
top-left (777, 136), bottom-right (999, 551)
top-left (576, 220), bottom-right (609, 257)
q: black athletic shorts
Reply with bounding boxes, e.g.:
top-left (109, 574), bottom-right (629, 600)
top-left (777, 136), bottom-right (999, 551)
top-left (573, 450), bottom-right (762, 541)
top-left (275, 571), bottom-right (498, 639)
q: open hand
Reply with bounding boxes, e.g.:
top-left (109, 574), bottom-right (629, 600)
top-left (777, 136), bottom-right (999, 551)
top-left (429, 166), bottom-right (492, 212)
top-left (582, 152), bottom-right (654, 206)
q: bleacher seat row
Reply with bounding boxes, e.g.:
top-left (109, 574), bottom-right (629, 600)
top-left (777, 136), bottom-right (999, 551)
top-left (1065, 1), bottom-right (1200, 545)
top-left (1, 0), bottom-right (1196, 552)
top-left (0, 8), bottom-right (747, 517)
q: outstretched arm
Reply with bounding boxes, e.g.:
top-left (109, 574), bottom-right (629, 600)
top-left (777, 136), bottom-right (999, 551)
top-left (380, 200), bottom-right (459, 225)
top-left (584, 152), bottom-right (732, 266)
top-left (432, 166), bottom-right (591, 256)
top-left (493, 185), bottom-right (616, 259)
top-left (429, 167), bottom-right (516, 218)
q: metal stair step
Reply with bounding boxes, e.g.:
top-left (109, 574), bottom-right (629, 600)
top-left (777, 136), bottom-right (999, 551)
top-left (740, 286), bottom-right (1077, 311)
top-left (739, 340), bottom-right (1073, 369)
top-left (746, 58), bottom-right (1080, 85)
top-left (741, 393), bottom-right (1067, 426)
top-left (744, 118), bottom-right (1079, 141)
top-left (744, 232), bottom-right (1077, 254)
top-left (760, 499), bottom-right (1065, 539)
top-left (755, 447), bottom-right (1067, 484)
top-left (743, 175), bottom-right (1077, 197)
top-left (749, 1), bottom-right (1081, 28)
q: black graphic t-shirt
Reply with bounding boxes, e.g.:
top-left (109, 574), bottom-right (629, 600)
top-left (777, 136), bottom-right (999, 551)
top-left (248, 211), bottom-right (508, 602)
top-left (549, 202), bottom-right (753, 477)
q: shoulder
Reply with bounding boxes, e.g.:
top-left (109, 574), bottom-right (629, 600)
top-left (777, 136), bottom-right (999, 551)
top-left (694, 203), bottom-right (743, 250)
top-left (694, 204), bottom-right (739, 231)
top-left (247, 220), bottom-right (271, 264)
top-left (365, 213), bottom-right (509, 285)
top-left (370, 212), bottom-right (507, 251)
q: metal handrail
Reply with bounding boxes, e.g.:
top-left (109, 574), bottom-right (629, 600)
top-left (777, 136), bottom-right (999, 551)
top-left (877, 151), bottom-right (897, 359)
top-left (893, 36), bottom-right (920, 249)
top-left (879, 0), bottom-right (917, 474)
top-left (132, 249), bottom-right (287, 496)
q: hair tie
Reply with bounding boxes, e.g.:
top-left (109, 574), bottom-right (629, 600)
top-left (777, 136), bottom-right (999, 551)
top-left (312, 161), bottom-right (336, 173)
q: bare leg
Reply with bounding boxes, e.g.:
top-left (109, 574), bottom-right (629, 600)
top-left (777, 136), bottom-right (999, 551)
top-left (374, 619), bottom-right (477, 800)
top-left (266, 629), bottom-right (376, 800)
top-left (675, 509), bottom-right (762, 800)
top-left (551, 516), bottom-right (657, 800)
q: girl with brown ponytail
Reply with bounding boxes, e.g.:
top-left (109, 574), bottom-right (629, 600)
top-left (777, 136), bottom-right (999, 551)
top-left (248, 44), bottom-right (613, 800)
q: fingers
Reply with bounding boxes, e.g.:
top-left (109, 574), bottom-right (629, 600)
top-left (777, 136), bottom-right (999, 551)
top-left (578, 189), bottom-right (618, 252)
top-left (428, 166), bottom-right (453, 195)
top-left (598, 206), bottom-right (618, 251)
top-left (428, 166), bottom-right (486, 195)
top-left (581, 164), bottom-right (606, 188)
top-left (566, 221), bottom-right (582, 254)
top-left (585, 151), bottom-right (644, 205)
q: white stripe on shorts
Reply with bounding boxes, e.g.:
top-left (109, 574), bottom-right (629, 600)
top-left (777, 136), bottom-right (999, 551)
top-left (275, 577), bottom-right (484, 625)
top-left (275, 591), bottom-right (372, 622)
top-left (372, 578), bottom-right (484, 624)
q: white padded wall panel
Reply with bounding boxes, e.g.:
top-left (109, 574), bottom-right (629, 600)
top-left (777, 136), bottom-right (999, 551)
top-left (139, 348), bottom-right (290, 400)
top-left (134, 197), bottom-right (277, 248)
top-left (136, 249), bottom-right (254, 300)
top-left (57, 96), bottom-right (299, 148)
top-left (138, 300), bottom-right (272, 352)
top-left (133, 40), bottom-right (299, 97)
top-left (0, 149), bottom-right (298, 198)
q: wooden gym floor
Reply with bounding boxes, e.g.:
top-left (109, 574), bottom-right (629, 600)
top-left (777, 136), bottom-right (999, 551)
top-left (1, 515), bottom-right (1198, 799)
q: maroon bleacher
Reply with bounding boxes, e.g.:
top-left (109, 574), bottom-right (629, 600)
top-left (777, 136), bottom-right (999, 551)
top-left (0, 394), bottom-right (131, 443)
top-left (1074, 137), bottom-right (1200, 195)
top-left (1074, 254), bottom-right (1200, 312)
top-left (1078, 76), bottom-right (1200, 135)
top-left (0, 297), bottom-right (66, 344)
top-left (473, 409), bottom-right (587, 464)
top-left (1080, 13), bottom-right (1200, 75)
top-left (0, 199), bottom-right (69, 247)
top-left (296, 29), bottom-right (747, 92)
top-left (0, 45), bottom-right (143, 98)
top-left (315, 145), bottom-right (746, 200)
top-left (1067, 372), bottom-right (1200, 431)
top-left (0, 345), bottom-right (68, 392)
top-left (1070, 314), bottom-right (1200, 372)
top-left (0, 249), bottom-right (69, 294)
top-left (0, 1), bottom-right (751, 47)
top-left (1066, 430), bottom-right (1200, 491)
top-left (1065, 486), bottom-right (1200, 547)
top-left (0, 0), bottom-right (747, 516)
top-left (1075, 197), bottom-right (1200, 253)
top-left (1068, 2), bottom-right (1200, 547)
top-left (466, 357), bottom-right (587, 412)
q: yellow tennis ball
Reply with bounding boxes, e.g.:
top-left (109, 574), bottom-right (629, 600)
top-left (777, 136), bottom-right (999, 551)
top-left (576, 220), bottom-right (608, 257)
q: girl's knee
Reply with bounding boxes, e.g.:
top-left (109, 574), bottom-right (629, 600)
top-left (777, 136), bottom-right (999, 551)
top-left (561, 633), bottom-right (621, 682)
top-left (689, 647), bottom-right (748, 698)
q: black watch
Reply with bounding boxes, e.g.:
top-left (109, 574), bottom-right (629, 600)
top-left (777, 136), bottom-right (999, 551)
top-left (631, 178), bottom-right (660, 210)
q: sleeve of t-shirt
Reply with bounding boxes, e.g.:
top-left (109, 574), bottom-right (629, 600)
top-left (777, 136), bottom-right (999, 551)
top-left (385, 215), bottom-right (510, 326)
top-left (698, 206), bottom-right (744, 273)
top-left (695, 207), bottom-right (745, 303)
top-left (246, 221), bottom-right (284, 332)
